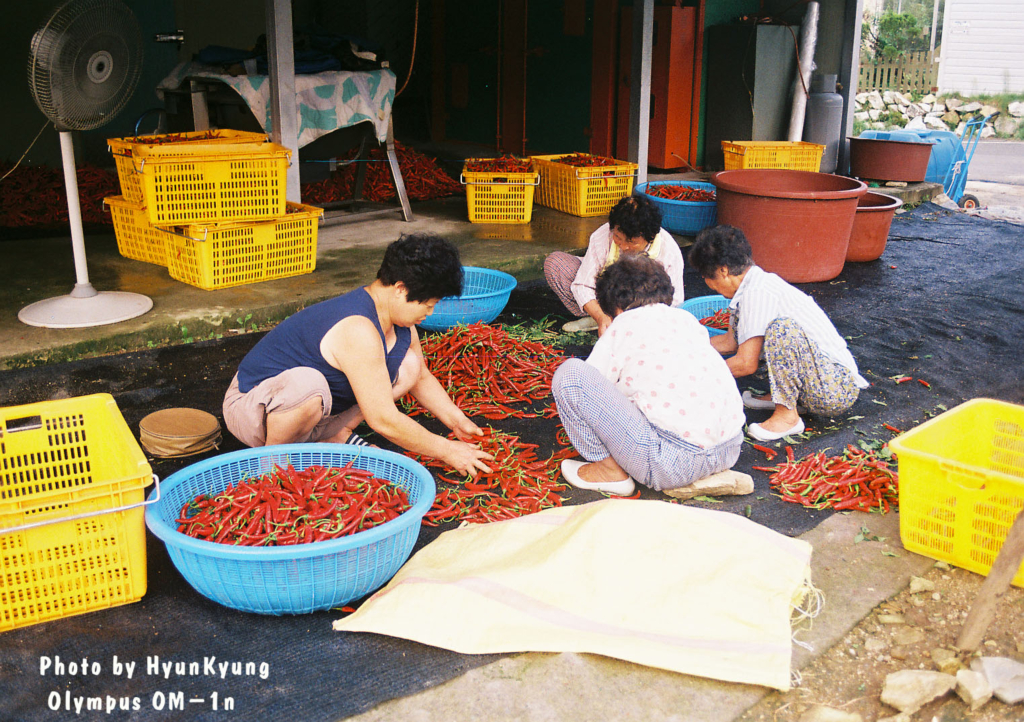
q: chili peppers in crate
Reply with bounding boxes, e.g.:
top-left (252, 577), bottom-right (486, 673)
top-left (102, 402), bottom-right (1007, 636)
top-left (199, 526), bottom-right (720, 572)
top-left (635, 181), bottom-right (717, 235)
top-left (531, 153), bottom-right (638, 217)
top-left (461, 156), bottom-right (540, 224)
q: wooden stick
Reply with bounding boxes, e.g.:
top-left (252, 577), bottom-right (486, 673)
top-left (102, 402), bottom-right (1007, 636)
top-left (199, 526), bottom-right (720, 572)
top-left (957, 507), bottom-right (1024, 652)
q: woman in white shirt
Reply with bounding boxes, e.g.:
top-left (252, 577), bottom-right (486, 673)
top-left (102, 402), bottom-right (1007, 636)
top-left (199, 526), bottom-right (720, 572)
top-left (543, 193), bottom-right (685, 336)
top-left (688, 225), bottom-right (869, 442)
top-left (551, 255), bottom-right (745, 496)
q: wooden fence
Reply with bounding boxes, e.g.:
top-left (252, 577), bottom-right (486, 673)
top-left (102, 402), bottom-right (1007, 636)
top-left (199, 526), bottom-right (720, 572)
top-left (858, 50), bottom-right (939, 93)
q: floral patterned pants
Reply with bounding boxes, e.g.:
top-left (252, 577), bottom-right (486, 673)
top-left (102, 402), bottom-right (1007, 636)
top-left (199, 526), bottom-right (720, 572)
top-left (764, 318), bottom-right (859, 416)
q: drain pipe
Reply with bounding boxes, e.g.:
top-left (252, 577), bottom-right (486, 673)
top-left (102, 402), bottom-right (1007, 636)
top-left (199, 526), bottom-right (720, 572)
top-left (787, 1), bottom-right (820, 142)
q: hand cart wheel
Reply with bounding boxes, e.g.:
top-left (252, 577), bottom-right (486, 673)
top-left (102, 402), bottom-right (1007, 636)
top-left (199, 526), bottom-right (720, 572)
top-left (958, 193), bottom-right (980, 210)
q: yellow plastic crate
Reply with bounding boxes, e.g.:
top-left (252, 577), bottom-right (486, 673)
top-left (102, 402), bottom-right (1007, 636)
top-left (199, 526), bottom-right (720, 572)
top-left (889, 399), bottom-right (1024, 587)
top-left (108, 129), bottom-right (269, 205)
top-left (165, 202), bottom-right (323, 290)
top-left (721, 141), bottom-right (825, 171)
top-left (461, 163), bottom-right (540, 224)
top-left (1, 394), bottom-right (154, 631)
top-left (113, 139), bottom-right (290, 227)
top-left (531, 154), bottom-right (638, 217)
top-left (105, 195), bottom-right (167, 266)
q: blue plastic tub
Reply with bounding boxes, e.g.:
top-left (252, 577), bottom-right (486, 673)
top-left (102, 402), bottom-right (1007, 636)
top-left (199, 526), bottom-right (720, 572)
top-left (419, 267), bottom-right (517, 331)
top-left (635, 181), bottom-right (717, 235)
top-left (679, 294), bottom-right (730, 337)
top-left (145, 444), bottom-right (435, 615)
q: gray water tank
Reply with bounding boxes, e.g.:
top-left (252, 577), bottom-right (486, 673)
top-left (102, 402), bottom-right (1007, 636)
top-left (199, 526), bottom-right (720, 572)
top-left (803, 74), bottom-right (844, 173)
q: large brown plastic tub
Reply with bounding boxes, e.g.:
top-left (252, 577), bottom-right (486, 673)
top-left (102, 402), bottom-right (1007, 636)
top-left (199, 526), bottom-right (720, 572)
top-left (713, 169), bottom-right (867, 283)
top-left (847, 192), bottom-right (902, 262)
top-left (849, 137), bottom-right (933, 182)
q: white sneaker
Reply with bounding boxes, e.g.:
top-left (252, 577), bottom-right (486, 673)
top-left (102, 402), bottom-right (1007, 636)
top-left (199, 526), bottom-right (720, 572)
top-left (562, 316), bottom-right (599, 333)
top-left (747, 418), bottom-right (805, 442)
top-left (560, 459), bottom-right (636, 496)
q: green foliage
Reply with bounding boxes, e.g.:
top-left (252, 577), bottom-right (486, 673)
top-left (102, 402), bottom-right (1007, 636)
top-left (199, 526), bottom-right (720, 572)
top-left (862, 12), bottom-right (929, 61)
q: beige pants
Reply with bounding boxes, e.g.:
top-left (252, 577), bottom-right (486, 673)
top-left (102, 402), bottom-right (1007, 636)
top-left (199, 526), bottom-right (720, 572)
top-left (222, 368), bottom-right (352, 447)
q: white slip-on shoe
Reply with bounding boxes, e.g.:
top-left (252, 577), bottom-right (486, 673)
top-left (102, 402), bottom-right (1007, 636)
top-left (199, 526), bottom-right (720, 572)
top-left (561, 316), bottom-right (599, 333)
top-left (747, 418), bottom-right (806, 442)
top-left (560, 459), bottom-right (636, 496)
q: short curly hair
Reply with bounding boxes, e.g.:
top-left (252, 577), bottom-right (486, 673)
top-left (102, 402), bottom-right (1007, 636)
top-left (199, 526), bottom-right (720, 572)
top-left (688, 225), bottom-right (754, 278)
top-left (595, 254), bottom-right (674, 317)
top-left (377, 233), bottom-right (464, 302)
top-left (607, 193), bottom-right (662, 242)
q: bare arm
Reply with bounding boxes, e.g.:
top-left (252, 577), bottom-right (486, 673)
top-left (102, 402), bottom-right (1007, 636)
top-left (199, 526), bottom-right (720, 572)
top-left (726, 336), bottom-right (763, 378)
top-left (323, 318), bottom-right (492, 475)
top-left (582, 300), bottom-right (614, 336)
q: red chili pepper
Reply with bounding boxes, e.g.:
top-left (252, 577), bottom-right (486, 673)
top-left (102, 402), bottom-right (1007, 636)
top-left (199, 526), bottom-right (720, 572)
top-left (917, 379), bottom-right (931, 388)
top-left (751, 443), bottom-right (778, 461)
top-left (882, 423), bottom-right (903, 434)
top-left (644, 185), bottom-right (716, 203)
top-left (699, 309), bottom-right (731, 330)
top-left (553, 153), bottom-right (621, 167)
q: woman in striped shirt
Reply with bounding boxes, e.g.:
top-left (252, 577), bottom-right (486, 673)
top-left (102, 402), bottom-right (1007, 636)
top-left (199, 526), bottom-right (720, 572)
top-left (688, 226), bottom-right (868, 442)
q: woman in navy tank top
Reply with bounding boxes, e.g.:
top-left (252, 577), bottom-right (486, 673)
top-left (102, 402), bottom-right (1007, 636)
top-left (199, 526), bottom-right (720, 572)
top-left (223, 234), bottom-right (493, 477)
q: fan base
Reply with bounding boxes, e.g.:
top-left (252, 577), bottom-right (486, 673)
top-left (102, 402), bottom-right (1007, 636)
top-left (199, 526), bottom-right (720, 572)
top-left (19, 291), bottom-right (153, 329)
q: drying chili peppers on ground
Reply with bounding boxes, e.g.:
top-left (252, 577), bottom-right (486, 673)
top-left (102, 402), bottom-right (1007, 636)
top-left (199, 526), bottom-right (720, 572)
top-left (463, 155), bottom-right (534, 174)
top-left (0, 163), bottom-right (118, 228)
top-left (752, 444), bottom-right (899, 513)
top-left (552, 153), bottom-right (621, 167)
top-left (403, 322), bottom-right (566, 421)
top-left (301, 141), bottom-right (463, 205)
top-left (175, 463), bottom-right (411, 546)
top-left (699, 308), bottom-right (731, 330)
top-left (411, 427), bottom-right (576, 526)
top-left (643, 185), bottom-right (716, 202)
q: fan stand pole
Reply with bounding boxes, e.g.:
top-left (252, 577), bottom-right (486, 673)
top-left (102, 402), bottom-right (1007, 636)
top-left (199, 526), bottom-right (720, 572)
top-left (61, 131), bottom-right (98, 298)
top-left (18, 131), bottom-right (154, 329)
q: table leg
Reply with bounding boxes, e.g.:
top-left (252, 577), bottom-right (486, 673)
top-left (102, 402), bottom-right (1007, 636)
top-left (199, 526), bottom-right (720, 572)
top-left (385, 117), bottom-right (413, 221)
top-left (190, 80), bottom-right (210, 131)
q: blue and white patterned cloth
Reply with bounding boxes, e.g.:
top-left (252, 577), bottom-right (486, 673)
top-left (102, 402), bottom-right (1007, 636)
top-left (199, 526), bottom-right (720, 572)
top-left (157, 61), bottom-right (397, 147)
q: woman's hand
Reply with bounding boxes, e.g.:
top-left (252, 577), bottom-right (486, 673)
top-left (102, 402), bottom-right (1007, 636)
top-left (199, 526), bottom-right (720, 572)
top-left (597, 314), bottom-right (613, 337)
top-left (452, 417), bottom-right (484, 443)
top-left (443, 439), bottom-right (494, 477)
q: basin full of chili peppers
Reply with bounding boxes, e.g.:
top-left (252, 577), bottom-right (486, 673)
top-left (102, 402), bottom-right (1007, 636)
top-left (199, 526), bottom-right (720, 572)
top-left (635, 180), bottom-right (718, 236)
top-left (145, 444), bottom-right (436, 614)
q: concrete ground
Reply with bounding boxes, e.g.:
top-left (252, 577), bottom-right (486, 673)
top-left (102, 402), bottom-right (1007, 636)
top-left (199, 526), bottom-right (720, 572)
top-left (0, 178), bottom-right (988, 722)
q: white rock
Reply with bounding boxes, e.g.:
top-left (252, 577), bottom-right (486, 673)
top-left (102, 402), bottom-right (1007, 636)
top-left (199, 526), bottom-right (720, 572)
top-left (869, 109), bottom-right (882, 121)
top-left (956, 669), bottom-right (993, 711)
top-left (866, 638), bottom-right (889, 653)
top-left (854, 111), bottom-right (870, 122)
top-left (942, 111), bottom-right (961, 126)
top-left (856, 92), bottom-right (870, 105)
top-left (1009, 101), bottom-right (1024, 117)
top-left (905, 103), bottom-right (926, 119)
top-left (799, 705), bottom-right (863, 722)
top-left (876, 716), bottom-right (912, 722)
top-left (955, 121), bottom-right (966, 136)
top-left (931, 647), bottom-right (961, 674)
top-left (882, 90), bottom-right (896, 104)
top-left (944, 98), bottom-right (962, 111)
top-left (909, 576), bottom-right (936, 593)
top-left (879, 613), bottom-right (906, 625)
top-left (932, 103), bottom-right (946, 113)
top-left (995, 116), bottom-right (1022, 135)
top-left (894, 627), bottom-right (926, 646)
top-left (867, 90), bottom-right (886, 110)
top-left (924, 116), bottom-right (950, 130)
top-left (905, 117), bottom-right (929, 131)
top-left (871, 122), bottom-right (888, 130)
top-left (894, 91), bottom-right (914, 106)
top-left (881, 670), bottom-right (957, 713)
top-left (971, 657), bottom-right (1024, 704)
top-left (919, 102), bottom-right (932, 112)
top-left (959, 101), bottom-right (982, 113)
top-left (980, 104), bottom-right (1000, 117)
top-left (981, 125), bottom-right (996, 139)
top-left (922, 93), bottom-right (936, 104)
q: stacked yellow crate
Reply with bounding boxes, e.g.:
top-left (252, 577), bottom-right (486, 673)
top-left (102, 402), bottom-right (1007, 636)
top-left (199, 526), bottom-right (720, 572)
top-left (105, 130), bottom-right (323, 290)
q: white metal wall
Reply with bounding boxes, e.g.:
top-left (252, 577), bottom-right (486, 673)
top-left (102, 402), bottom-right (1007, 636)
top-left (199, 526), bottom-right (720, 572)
top-left (937, 0), bottom-right (1024, 94)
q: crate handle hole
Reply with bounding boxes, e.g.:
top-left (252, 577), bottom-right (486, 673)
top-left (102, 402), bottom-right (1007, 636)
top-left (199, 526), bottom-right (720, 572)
top-left (6, 415), bottom-right (42, 433)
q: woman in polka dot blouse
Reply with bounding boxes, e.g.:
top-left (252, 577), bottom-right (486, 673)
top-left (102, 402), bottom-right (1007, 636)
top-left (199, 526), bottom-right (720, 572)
top-left (551, 255), bottom-right (745, 495)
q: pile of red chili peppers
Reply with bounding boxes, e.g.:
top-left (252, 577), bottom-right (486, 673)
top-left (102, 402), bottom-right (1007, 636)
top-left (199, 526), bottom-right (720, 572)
top-left (0, 163), bottom-right (118, 228)
top-left (464, 155), bottom-right (534, 174)
top-left (404, 322), bottom-right (566, 420)
top-left (753, 445), bottom-right (899, 513)
top-left (176, 463), bottom-right (410, 546)
top-left (125, 131), bottom-right (224, 145)
top-left (644, 185), bottom-right (716, 202)
top-left (301, 142), bottom-right (463, 205)
top-left (412, 427), bottom-right (577, 526)
top-left (699, 308), bottom-right (731, 330)
top-left (553, 153), bottom-right (621, 167)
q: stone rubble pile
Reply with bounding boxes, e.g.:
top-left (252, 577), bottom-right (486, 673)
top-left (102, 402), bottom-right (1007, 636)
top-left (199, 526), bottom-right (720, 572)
top-left (852, 90), bottom-right (1024, 137)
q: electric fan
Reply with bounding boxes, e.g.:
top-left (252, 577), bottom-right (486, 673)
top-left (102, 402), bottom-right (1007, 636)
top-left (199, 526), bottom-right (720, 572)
top-left (19, 0), bottom-right (153, 328)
